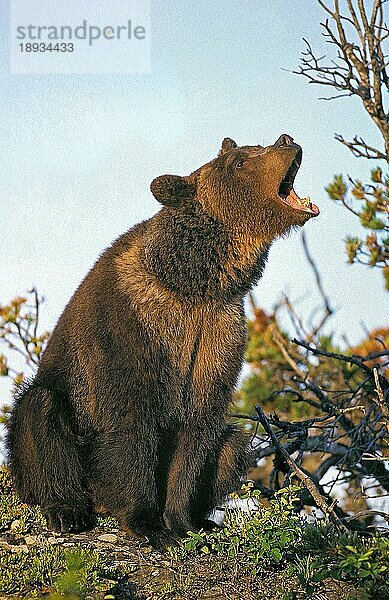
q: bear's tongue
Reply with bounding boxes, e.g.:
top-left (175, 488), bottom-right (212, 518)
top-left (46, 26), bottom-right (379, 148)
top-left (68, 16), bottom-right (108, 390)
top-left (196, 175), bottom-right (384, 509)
top-left (282, 188), bottom-right (319, 215)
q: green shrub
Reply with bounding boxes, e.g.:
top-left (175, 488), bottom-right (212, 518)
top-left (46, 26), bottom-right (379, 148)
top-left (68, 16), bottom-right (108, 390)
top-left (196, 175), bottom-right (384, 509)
top-left (0, 545), bottom-right (119, 598)
top-left (170, 485), bottom-right (388, 599)
top-left (0, 467), bottom-right (45, 534)
top-left (331, 536), bottom-right (388, 587)
top-left (294, 521), bottom-right (389, 598)
top-left (171, 485), bottom-right (302, 573)
top-left (0, 465), bottom-right (13, 495)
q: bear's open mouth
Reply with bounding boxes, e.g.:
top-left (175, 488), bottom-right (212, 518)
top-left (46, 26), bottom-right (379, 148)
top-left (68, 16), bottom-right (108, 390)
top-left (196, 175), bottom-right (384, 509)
top-left (278, 152), bottom-right (319, 216)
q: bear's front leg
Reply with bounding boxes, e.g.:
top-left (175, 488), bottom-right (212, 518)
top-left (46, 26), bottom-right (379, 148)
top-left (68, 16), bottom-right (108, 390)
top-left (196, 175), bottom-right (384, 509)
top-left (163, 421), bottom-right (222, 535)
top-left (164, 422), bottom-right (250, 534)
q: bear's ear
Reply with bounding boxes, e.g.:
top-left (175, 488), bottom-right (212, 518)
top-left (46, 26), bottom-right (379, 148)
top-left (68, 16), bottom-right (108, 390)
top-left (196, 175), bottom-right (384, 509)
top-left (219, 137), bottom-right (238, 155)
top-left (150, 174), bottom-right (195, 207)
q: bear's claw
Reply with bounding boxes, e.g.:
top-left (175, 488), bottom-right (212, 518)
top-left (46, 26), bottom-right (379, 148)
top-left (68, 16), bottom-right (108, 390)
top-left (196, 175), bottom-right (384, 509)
top-left (43, 503), bottom-right (96, 533)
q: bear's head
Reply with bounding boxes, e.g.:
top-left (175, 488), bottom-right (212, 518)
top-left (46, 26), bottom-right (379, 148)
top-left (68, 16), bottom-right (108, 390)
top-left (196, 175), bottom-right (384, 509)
top-left (150, 134), bottom-right (319, 244)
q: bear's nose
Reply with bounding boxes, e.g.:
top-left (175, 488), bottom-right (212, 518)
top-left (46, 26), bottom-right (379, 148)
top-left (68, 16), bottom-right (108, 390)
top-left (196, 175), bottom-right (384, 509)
top-left (274, 134), bottom-right (294, 147)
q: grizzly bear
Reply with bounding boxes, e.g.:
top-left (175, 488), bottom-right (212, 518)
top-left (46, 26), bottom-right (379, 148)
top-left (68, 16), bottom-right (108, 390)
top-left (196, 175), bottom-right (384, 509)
top-left (7, 134), bottom-right (319, 540)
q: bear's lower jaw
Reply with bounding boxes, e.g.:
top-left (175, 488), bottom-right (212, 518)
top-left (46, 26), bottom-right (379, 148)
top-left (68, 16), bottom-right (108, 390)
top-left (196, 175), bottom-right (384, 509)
top-left (278, 188), bottom-right (319, 217)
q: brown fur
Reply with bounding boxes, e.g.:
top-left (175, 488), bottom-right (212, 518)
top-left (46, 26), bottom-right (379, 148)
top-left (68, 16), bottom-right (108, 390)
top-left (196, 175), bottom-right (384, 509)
top-left (7, 134), bottom-right (318, 540)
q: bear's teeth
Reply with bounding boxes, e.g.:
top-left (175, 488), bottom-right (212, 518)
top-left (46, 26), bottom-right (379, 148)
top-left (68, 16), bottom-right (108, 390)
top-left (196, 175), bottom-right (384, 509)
top-left (300, 196), bottom-right (310, 207)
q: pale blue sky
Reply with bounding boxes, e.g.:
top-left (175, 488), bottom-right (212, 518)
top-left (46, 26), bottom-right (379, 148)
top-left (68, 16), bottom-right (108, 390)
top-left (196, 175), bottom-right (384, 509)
top-left (0, 0), bottom-right (387, 378)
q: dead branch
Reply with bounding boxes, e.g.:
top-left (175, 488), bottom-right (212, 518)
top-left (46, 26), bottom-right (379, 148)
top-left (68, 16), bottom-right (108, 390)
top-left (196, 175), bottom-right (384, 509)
top-left (373, 367), bottom-right (389, 431)
top-left (301, 232), bottom-right (334, 339)
top-left (294, 0), bottom-right (389, 160)
top-left (255, 405), bottom-right (349, 533)
top-left (344, 509), bottom-right (389, 523)
top-left (293, 338), bottom-right (373, 373)
top-left (272, 328), bottom-right (305, 377)
top-left (335, 133), bottom-right (388, 160)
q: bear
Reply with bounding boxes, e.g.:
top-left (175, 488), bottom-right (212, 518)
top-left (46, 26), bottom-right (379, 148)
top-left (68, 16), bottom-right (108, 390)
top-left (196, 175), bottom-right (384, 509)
top-left (6, 134), bottom-right (319, 540)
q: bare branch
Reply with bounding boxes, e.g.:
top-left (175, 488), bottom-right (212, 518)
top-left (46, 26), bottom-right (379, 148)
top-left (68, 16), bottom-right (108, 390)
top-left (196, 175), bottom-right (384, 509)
top-left (301, 232), bottom-right (334, 338)
top-left (293, 338), bottom-right (372, 373)
top-left (255, 405), bottom-right (349, 533)
top-left (334, 133), bottom-right (388, 159)
top-left (344, 509), bottom-right (389, 523)
top-left (373, 367), bottom-right (389, 431)
top-left (294, 0), bottom-right (389, 160)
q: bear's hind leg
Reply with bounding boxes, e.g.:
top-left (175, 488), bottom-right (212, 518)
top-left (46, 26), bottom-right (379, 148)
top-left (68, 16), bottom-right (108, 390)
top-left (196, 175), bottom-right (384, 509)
top-left (7, 383), bottom-right (95, 532)
top-left (91, 427), bottom-right (162, 540)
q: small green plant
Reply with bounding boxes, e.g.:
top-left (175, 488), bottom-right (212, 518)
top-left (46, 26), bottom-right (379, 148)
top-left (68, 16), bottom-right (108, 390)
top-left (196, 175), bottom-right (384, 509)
top-left (326, 170), bottom-right (389, 289)
top-left (0, 289), bottom-right (50, 436)
top-left (172, 485), bottom-right (303, 574)
top-left (331, 537), bottom-right (388, 584)
top-left (292, 555), bottom-right (326, 596)
top-left (96, 515), bottom-right (120, 529)
top-left (0, 545), bottom-right (118, 598)
top-left (293, 521), bottom-right (389, 598)
top-left (53, 548), bottom-right (116, 598)
top-left (0, 466), bottom-right (45, 534)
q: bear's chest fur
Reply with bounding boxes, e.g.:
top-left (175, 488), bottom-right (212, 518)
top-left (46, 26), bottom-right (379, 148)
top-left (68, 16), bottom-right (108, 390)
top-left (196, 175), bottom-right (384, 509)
top-left (115, 243), bottom-right (247, 417)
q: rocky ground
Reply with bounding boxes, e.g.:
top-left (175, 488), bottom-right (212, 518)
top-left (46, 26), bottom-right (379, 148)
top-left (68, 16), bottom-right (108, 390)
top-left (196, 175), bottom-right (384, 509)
top-left (0, 526), bottom-right (284, 599)
top-left (0, 520), bottom-right (356, 600)
top-left (0, 467), bottom-right (384, 599)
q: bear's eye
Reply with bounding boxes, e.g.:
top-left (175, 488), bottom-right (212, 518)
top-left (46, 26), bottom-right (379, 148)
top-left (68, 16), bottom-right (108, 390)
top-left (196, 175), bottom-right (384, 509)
top-left (235, 159), bottom-right (244, 168)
